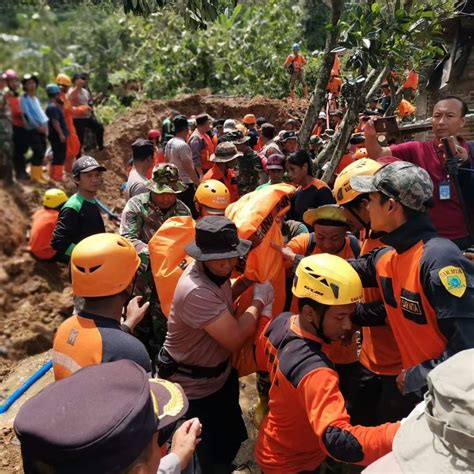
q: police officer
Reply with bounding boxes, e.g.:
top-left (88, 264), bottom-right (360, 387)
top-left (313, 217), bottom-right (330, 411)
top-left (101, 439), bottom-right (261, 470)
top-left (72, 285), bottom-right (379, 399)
top-left (349, 160), bottom-right (474, 399)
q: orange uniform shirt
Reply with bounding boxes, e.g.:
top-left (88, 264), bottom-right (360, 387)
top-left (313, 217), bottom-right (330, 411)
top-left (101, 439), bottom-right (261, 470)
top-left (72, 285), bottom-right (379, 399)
top-left (336, 153), bottom-right (355, 175)
top-left (284, 54), bottom-right (307, 72)
top-left (6, 94), bottom-right (24, 128)
top-left (255, 313), bottom-right (399, 473)
top-left (327, 76), bottom-right (342, 96)
top-left (202, 165), bottom-right (239, 203)
top-left (287, 233), bottom-right (360, 364)
top-left (358, 235), bottom-right (403, 376)
top-left (29, 208), bottom-right (59, 260)
top-left (403, 70), bottom-right (419, 90)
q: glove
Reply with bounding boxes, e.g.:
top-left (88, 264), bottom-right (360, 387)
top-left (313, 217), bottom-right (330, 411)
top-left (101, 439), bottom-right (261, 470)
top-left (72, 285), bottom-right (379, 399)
top-left (253, 281), bottom-right (274, 307)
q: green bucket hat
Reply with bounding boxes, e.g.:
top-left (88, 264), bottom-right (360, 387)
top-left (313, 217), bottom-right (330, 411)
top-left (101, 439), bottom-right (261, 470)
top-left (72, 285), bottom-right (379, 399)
top-left (146, 164), bottom-right (187, 194)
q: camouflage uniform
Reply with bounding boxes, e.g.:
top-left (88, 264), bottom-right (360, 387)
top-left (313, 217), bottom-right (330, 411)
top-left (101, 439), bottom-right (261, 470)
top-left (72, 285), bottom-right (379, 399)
top-left (0, 89), bottom-right (13, 184)
top-left (236, 146), bottom-right (263, 195)
top-left (119, 164), bottom-right (191, 359)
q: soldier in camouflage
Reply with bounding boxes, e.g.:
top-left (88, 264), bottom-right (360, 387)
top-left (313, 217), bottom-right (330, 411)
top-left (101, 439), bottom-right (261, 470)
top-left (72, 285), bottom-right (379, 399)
top-left (0, 85), bottom-right (13, 184)
top-left (119, 163), bottom-right (191, 357)
top-left (226, 130), bottom-right (263, 195)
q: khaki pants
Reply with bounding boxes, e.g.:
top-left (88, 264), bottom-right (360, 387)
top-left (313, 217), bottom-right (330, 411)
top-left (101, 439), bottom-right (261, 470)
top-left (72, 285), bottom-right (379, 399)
top-left (290, 69), bottom-right (306, 88)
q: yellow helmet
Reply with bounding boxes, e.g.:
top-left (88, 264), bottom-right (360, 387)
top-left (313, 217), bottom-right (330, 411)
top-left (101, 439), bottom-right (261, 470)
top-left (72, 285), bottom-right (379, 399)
top-left (195, 180), bottom-right (230, 214)
top-left (333, 158), bottom-right (382, 206)
top-left (56, 73), bottom-right (72, 87)
top-left (71, 234), bottom-right (140, 297)
top-left (292, 253), bottom-right (363, 305)
top-left (43, 188), bottom-right (68, 209)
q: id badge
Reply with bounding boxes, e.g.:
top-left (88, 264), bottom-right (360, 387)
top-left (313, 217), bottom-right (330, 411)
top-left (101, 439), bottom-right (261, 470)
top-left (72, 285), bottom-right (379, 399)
top-left (439, 181), bottom-right (451, 200)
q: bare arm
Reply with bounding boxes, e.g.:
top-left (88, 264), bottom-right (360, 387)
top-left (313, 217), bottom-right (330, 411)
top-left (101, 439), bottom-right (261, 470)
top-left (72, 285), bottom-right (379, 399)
top-left (364, 119), bottom-right (392, 159)
top-left (205, 300), bottom-right (264, 353)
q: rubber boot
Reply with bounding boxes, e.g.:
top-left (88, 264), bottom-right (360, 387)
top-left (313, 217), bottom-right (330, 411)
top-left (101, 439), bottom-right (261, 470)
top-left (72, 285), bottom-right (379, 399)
top-left (303, 85), bottom-right (309, 99)
top-left (253, 394), bottom-right (269, 429)
top-left (30, 165), bottom-right (48, 184)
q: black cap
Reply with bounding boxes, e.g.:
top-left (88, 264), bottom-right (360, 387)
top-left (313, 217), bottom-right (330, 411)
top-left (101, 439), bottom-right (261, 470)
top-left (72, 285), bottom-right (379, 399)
top-left (132, 138), bottom-right (154, 160)
top-left (256, 116), bottom-right (267, 126)
top-left (186, 216), bottom-right (251, 261)
top-left (196, 113), bottom-right (209, 126)
top-left (281, 130), bottom-right (298, 142)
top-left (14, 360), bottom-right (188, 474)
top-left (213, 118), bottom-right (225, 128)
top-left (173, 115), bottom-right (189, 133)
top-left (72, 156), bottom-right (106, 177)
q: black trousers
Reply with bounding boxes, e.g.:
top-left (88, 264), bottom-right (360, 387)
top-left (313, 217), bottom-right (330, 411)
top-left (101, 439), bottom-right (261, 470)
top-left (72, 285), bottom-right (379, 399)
top-left (348, 362), bottom-right (417, 426)
top-left (25, 129), bottom-right (47, 166)
top-left (73, 117), bottom-right (104, 152)
top-left (49, 135), bottom-right (67, 165)
top-left (12, 126), bottom-right (28, 175)
top-left (182, 369), bottom-right (247, 473)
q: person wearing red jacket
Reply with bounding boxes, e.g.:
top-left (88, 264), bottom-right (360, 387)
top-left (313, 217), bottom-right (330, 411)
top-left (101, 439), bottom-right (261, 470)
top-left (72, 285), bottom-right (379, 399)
top-left (255, 254), bottom-right (399, 473)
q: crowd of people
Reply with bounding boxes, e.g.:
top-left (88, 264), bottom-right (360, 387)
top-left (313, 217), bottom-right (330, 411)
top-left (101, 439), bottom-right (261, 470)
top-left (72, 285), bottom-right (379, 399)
top-left (1, 61), bottom-right (473, 474)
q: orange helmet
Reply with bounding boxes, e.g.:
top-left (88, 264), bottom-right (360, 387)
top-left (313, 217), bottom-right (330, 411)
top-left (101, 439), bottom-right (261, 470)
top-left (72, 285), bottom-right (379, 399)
top-left (243, 114), bottom-right (256, 125)
top-left (56, 73), bottom-right (72, 87)
top-left (333, 158), bottom-right (382, 205)
top-left (194, 180), bottom-right (230, 215)
top-left (71, 233), bottom-right (140, 297)
top-left (353, 147), bottom-right (368, 160)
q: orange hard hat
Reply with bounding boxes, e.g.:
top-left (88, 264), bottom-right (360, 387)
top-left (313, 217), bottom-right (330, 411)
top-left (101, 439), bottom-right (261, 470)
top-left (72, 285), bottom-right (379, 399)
top-left (195, 180), bottom-right (230, 215)
top-left (333, 158), bottom-right (382, 205)
top-left (243, 114), bottom-right (256, 125)
top-left (353, 147), bottom-right (369, 160)
top-left (56, 73), bottom-right (72, 87)
top-left (71, 233), bottom-right (140, 297)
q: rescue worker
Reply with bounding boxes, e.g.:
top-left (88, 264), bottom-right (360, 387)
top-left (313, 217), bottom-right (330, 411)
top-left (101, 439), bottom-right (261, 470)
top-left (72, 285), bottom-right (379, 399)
top-left (125, 138), bottom-right (155, 199)
top-left (55, 73), bottom-right (80, 174)
top-left (45, 84), bottom-right (69, 182)
top-left (333, 159), bottom-right (412, 425)
top-left (256, 153), bottom-right (286, 190)
top-left (51, 156), bottom-right (106, 262)
top-left (20, 73), bottom-right (49, 184)
top-left (255, 254), bottom-right (399, 473)
top-left (4, 69), bottom-right (29, 180)
top-left (227, 130), bottom-right (262, 195)
top-left (15, 360), bottom-right (198, 474)
top-left (68, 72), bottom-right (104, 153)
top-left (202, 141), bottom-right (241, 203)
top-left (279, 130), bottom-right (299, 157)
top-left (260, 123), bottom-right (280, 159)
top-left (402, 64), bottom-right (419, 101)
top-left (283, 43), bottom-right (308, 100)
top-left (242, 113), bottom-right (259, 149)
top-left (158, 216), bottom-right (274, 473)
top-left (287, 150), bottom-right (335, 225)
top-left (52, 233), bottom-right (151, 381)
top-left (364, 96), bottom-right (474, 249)
top-left (147, 128), bottom-right (165, 171)
top-left (311, 111), bottom-right (327, 137)
top-left (349, 160), bottom-right (474, 399)
top-left (188, 113), bottom-right (214, 175)
top-left (29, 189), bottom-right (68, 262)
top-left (193, 179), bottom-right (231, 217)
top-left (120, 164), bottom-right (191, 355)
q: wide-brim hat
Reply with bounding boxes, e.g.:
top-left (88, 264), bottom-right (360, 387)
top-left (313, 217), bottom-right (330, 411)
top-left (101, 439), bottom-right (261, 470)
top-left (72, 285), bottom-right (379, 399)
top-left (185, 216), bottom-right (252, 261)
top-left (210, 142), bottom-right (243, 163)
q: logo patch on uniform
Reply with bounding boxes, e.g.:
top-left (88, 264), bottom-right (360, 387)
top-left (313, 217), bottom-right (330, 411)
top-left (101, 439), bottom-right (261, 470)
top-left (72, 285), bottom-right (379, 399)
top-left (438, 266), bottom-right (467, 298)
top-left (67, 328), bottom-right (79, 346)
top-left (400, 296), bottom-right (422, 315)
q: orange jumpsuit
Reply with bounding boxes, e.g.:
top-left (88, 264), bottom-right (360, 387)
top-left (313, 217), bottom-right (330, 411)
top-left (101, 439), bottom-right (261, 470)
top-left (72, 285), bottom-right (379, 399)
top-left (59, 91), bottom-right (80, 172)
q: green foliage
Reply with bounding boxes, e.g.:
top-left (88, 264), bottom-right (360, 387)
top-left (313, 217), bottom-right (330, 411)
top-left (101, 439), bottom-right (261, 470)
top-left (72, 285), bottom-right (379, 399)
top-left (0, 0), bottom-right (310, 112)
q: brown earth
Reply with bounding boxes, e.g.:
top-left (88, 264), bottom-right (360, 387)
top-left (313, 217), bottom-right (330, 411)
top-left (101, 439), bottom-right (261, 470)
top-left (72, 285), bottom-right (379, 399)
top-left (0, 94), bottom-right (305, 472)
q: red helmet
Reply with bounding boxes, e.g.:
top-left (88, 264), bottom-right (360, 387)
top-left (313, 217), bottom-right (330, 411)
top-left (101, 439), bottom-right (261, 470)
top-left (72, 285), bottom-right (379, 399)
top-left (148, 129), bottom-right (161, 140)
top-left (4, 69), bottom-right (17, 80)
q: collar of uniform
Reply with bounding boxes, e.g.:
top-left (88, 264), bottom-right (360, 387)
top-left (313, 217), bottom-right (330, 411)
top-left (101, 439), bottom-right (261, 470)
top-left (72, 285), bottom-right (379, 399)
top-left (380, 214), bottom-right (437, 253)
top-left (289, 315), bottom-right (324, 344)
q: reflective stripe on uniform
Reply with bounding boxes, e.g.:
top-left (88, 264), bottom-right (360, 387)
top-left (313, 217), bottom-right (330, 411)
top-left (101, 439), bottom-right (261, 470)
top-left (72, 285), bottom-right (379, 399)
top-left (52, 350), bottom-right (83, 374)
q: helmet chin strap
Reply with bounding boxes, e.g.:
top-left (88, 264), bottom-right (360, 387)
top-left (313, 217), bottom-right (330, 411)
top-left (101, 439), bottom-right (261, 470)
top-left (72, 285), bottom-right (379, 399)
top-left (346, 206), bottom-right (370, 232)
top-left (310, 305), bottom-right (331, 344)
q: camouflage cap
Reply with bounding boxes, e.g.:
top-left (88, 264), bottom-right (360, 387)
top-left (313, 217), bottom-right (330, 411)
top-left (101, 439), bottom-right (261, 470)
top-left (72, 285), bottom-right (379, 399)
top-left (146, 163), bottom-right (187, 194)
top-left (350, 160), bottom-right (433, 211)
